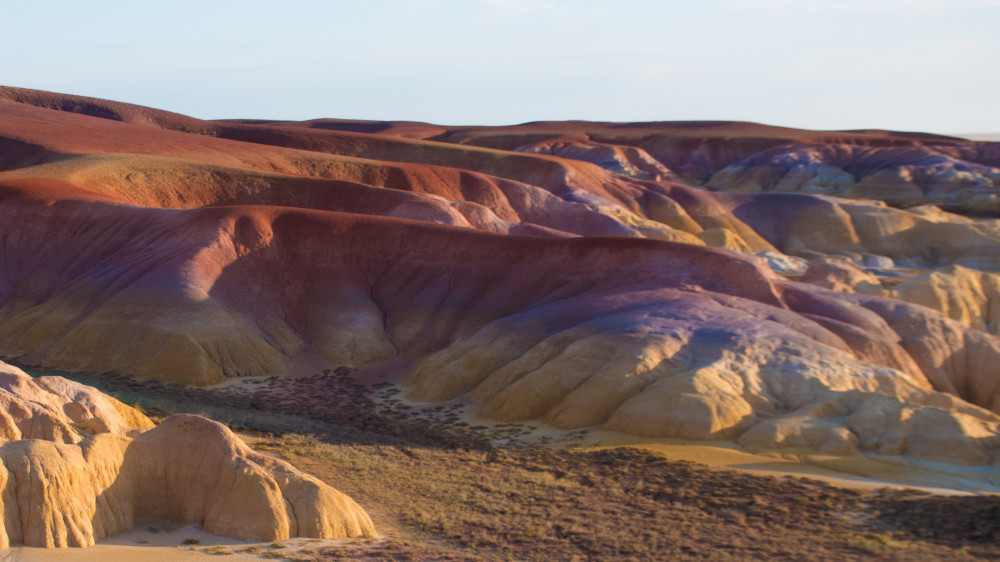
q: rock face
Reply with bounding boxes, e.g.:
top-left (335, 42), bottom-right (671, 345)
top-left (0, 361), bottom-right (374, 547)
top-left (703, 143), bottom-right (1000, 215)
top-left (0, 362), bottom-right (154, 442)
top-left (2, 87), bottom-right (1000, 470)
top-left (800, 258), bottom-right (886, 295)
top-left (405, 282), bottom-right (1000, 464)
top-left (513, 138), bottom-right (677, 181)
top-left (892, 265), bottom-right (1000, 335)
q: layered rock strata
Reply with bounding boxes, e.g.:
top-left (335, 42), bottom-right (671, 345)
top-left (0, 87), bottom-right (999, 470)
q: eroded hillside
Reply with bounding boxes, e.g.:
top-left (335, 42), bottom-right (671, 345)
top-left (1, 86), bottom-right (1000, 473)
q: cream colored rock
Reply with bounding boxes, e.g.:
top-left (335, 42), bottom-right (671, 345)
top-left (603, 365), bottom-right (758, 440)
top-left (708, 163), bottom-right (858, 196)
top-left (776, 164), bottom-right (856, 196)
top-left (736, 197), bottom-right (1000, 269)
top-left (849, 167), bottom-right (924, 201)
top-left (0, 362), bottom-right (374, 548)
top-left (892, 264), bottom-right (1000, 334)
top-left (849, 294), bottom-right (1000, 413)
top-left (0, 362), bottom-right (153, 442)
top-left (407, 290), bottom-right (1000, 466)
top-left (738, 390), bottom-right (999, 464)
top-left (800, 258), bottom-right (886, 295)
top-left (119, 415), bottom-right (374, 544)
top-left (738, 415), bottom-right (860, 456)
top-left (696, 228), bottom-right (755, 253)
top-left (756, 250), bottom-right (808, 277)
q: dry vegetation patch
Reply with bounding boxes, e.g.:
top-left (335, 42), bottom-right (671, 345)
top-left (263, 436), bottom-right (999, 561)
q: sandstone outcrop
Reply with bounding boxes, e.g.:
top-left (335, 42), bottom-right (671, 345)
top-left (703, 142), bottom-right (1000, 214)
top-left (0, 361), bottom-right (154, 443)
top-left (891, 265), bottom-right (1000, 335)
top-left (800, 258), bottom-right (886, 295)
top-left (725, 196), bottom-right (1000, 269)
top-left (0, 361), bottom-right (374, 547)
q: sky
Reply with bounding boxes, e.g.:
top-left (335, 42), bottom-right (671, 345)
top-left (3, 0), bottom-right (999, 134)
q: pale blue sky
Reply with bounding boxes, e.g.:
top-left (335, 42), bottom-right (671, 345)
top-left (3, 0), bottom-right (999, 133)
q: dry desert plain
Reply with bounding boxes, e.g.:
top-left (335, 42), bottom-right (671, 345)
top-left (0, 86), bottom-right (999, 560)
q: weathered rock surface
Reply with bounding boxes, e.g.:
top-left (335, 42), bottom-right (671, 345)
top-left (892, 265), bottom-right (1000, 335)
top-left (800, 258), bottom-right (886, 295)
top-left (0, 361), bottom-right (154, 443)
top-left (703, 142), bottom-right (1000, 214)
top-left (406, 282), bottom-right (1000, 465)
top-left (513, 138), bottom-right (677, 181)
top-left (0, 362), bottom-right (374, 547)
top-left (725, 196), bottom-right (1000, 269)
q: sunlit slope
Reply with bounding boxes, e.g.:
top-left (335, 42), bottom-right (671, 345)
top-left (0, 87), bottom-right (999, 467)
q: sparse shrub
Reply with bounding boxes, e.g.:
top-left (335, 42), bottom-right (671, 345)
top-left (847, 533), bottom-right (906, 555)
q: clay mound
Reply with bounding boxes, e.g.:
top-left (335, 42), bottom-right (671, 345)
top-left (0, 361), bottom-right (373, 547)
top-left (0, 152), bottom-right (668, 239)
top-left (5, 85), bottom-right (981, 200)
top-left (0, 86), bottom-right (207, 132)
top-left (116, 414), bottom-right (374, 543)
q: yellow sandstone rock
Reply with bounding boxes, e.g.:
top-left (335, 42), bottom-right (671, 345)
top-left (0, 361), bottom-right (374, 548)
top-left (892, 265), bottom-right (1000, 335)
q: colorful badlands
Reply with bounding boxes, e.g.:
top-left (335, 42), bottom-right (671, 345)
top-left (0, 86), bottom-right (998, 547)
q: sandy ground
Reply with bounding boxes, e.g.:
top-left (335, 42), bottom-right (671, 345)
top-left (3, 526), bottom-right (253, 561)
top-left (1, 524), bottom-right (377, 561)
